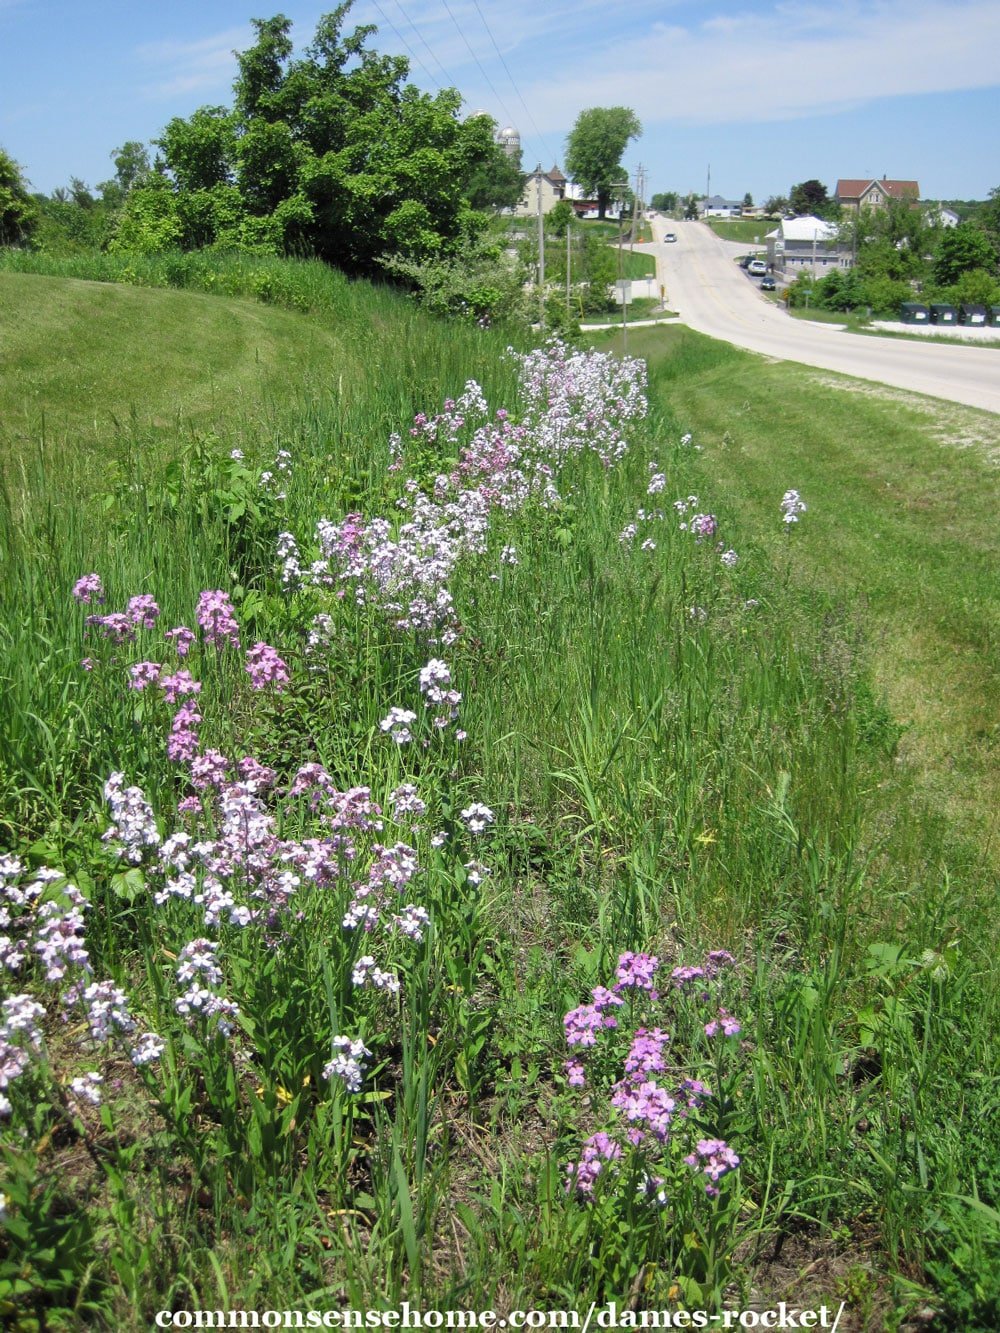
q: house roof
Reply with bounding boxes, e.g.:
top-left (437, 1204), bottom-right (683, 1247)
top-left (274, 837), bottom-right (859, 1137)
top-left (836, 178), bottom-right (920, 201)
top-left (547, 165), bottom-right (566, 183)
top-left (776, 216), bottom-right (839, 242)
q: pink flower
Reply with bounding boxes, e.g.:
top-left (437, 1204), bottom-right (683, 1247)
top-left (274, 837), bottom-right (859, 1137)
top-left (245, 642), bottom-right (290, 691)
top-left (72, 573), bottom-right (104, 604)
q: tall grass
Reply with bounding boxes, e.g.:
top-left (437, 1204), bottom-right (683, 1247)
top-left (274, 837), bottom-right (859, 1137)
top-left (1, 258), bottom-right (998, 1328)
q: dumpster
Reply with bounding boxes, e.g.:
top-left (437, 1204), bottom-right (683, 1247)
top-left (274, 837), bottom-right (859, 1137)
top-left (989, 306), bottom-right (1000, 327)
top-left (959, 303), bottom-right (987, 325)
top-left (929, 304), bottom-right (957, 325)
top-left (899, 302), bottom-right (929, 324)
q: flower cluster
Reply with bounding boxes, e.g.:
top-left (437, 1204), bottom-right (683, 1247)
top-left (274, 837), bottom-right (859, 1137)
top-left (246, 642), bottom-right (290, 691)
top-left (72, 573), bottom-right (105, 604)
top-left (780, 489), bottom-right (807, 524)
top-left (419, 659), bottom-right (462, 731)
top-left (562, 948), bottom-right (743, 1201)
top-left (0, 858), bottom-right (166, 1108)
top-left (196, 589), bottom-right (241, 650)
top-left (280, 342), bottom-right (647, 641)
top-left (323, 1036), bottom-right (372, 1094)
top-left (685, 1138), bottom-right (741, 1196)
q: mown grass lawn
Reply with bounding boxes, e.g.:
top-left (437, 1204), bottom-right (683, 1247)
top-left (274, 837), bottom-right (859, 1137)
top-left (704, 218), bottom-right (775, 245)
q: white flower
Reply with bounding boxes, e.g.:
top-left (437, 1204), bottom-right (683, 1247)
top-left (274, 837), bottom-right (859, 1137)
top-left (460, 802), bottom-right (495, 833)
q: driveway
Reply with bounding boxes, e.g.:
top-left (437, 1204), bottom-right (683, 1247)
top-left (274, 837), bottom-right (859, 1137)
top-left (649, 218), bottom-right (1000, 415)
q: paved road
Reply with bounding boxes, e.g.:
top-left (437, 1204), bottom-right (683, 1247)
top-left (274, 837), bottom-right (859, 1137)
top-left (650, 218), bottom-right (1000, 415)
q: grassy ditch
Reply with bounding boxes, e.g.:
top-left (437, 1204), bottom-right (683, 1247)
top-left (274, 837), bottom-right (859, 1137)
top-left (1, 262), bottom-right (998, 1329)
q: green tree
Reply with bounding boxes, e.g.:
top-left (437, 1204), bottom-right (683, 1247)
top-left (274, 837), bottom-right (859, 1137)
top-left (108, 171), bottom-right (183, 254)
top-left (113, 4), bottom-right (510, 276)
top-left (461, 115), bottom-right (524, 213)
top-left (650, 191), bottom-right (678, 214)
top-left (939, 267), bottom-right (1000, 307)
top-left (789, 179), bottom-right (830, 216)
top-left (981, 186), bottom-right (1000, 244)
top-left (547, 199), bottom-right (574, 237)
top-left (383, 217), bottom-right (530, 324)
top-left (0, 147), bottom-right (38, 246)
top-left (564, 107), bottom-right (641, 219)
top-left (934, 222), bottom-right (998, 285)
top-left (842, 197), bottom-right (932, 283)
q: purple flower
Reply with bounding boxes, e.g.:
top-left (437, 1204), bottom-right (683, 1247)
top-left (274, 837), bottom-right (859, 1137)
top-left (565, 1131), bottom-right (622, 1197)
top-left (72, 573), bottom-right (104, 604)
top-left (611, 1078), bottom-right (676, 1141)
top-left (127, 595), bottom-right (160, 630)
top-left (128, 661), bottom-right (162, 691)
top-left (167, 700), bottom-right (201, 763)
top-left (564, 1002), bottom-right (617, 1047)
top-left (130, 1032), bottom-right (166, 1066)
top-left (246, 642), bottom-right (290, 691)
top-left (671, 964), bottom-right (706, 989)
top-left (704, 1008), bottom-right (741, 1039)
top-left (624, 1027), bottom-right (669, 1077)
top-left (564, 1059), bottom-right (586, 1087)
top-left (705, 950), bottom-right (737, 976)
top-left (159, 669), bottom-right (201, 704)
top-left (615, 951), bottom-right (660, 994)
top-left (165, 626), bottom-right (196, 658)
top-left (196, 590), bottom-right (241, 650)
top-left (323, 1036), bottom-right (372, 1094)
top-left (190, 749), bottom-right (230, 790)
top-left (85, 612), bottom-right (134, 643)
top-left (685, 1138), bottom-right (740, 1194)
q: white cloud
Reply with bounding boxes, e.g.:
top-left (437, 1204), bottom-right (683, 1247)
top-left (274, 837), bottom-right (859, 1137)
top-left (514, 0), bottom-right (1000, 133)
top-left (135, 25), bottom-right (251, 100)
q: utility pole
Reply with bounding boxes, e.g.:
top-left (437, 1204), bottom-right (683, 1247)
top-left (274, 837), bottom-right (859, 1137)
top-left (536, 164), bottom-right (545, 325)
top-left (630, 162), bottom-right (643, 253)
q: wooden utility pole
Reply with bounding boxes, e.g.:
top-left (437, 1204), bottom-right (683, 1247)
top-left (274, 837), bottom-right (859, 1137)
top-left (536, 164), bottom-right (545, 324)
top-left (630, 163), bottom-right (643, 252)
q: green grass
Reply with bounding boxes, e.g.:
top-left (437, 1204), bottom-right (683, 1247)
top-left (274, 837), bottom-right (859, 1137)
top-left (628, 323), bottom-right (1000, 855)
top-left (581, 297), bottom-right (672, 324)
top-left (3, 255), bottom-right (1000, 1328)
top-left (0, 271), bottom-right (346, 457)
top-left (704, 217), bottom-right (775, 244)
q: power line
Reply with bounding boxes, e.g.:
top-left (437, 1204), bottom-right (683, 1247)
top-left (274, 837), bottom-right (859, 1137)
top-left (391, 0), bottom-right (455, 90)
top-left (368, 0), bottom-right (443, 90)
top-left (438, 0), bottom-right (520, 137)
top-left (467, 0), bottom-right (557, 165)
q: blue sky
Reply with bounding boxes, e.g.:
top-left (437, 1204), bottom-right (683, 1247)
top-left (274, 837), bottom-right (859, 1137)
top-left (2, 0), bottom-right (999, 204)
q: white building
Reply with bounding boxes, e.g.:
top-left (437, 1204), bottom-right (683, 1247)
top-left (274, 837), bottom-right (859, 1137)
top-left (766, 216), bottom-right (849, 276)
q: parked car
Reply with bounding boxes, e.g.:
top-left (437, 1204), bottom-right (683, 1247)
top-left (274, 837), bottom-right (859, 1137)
top-left (748, 259), bottom-right (767, 276)
top-left (760, 276), bottom-right (776, 291)
top-left (664, 232), bottom-right (677, 243)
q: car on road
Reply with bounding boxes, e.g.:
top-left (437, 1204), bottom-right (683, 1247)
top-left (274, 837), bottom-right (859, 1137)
top-left (748, 259), bottom-right (767, 276)
top-left (664, 232), bottom-right (677, 242)
top-left (760, 276), bottom-right (776, 291)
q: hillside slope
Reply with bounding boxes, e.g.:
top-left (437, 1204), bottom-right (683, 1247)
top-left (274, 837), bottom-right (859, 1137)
top-left (0, 272), bottom-right (347, 453)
